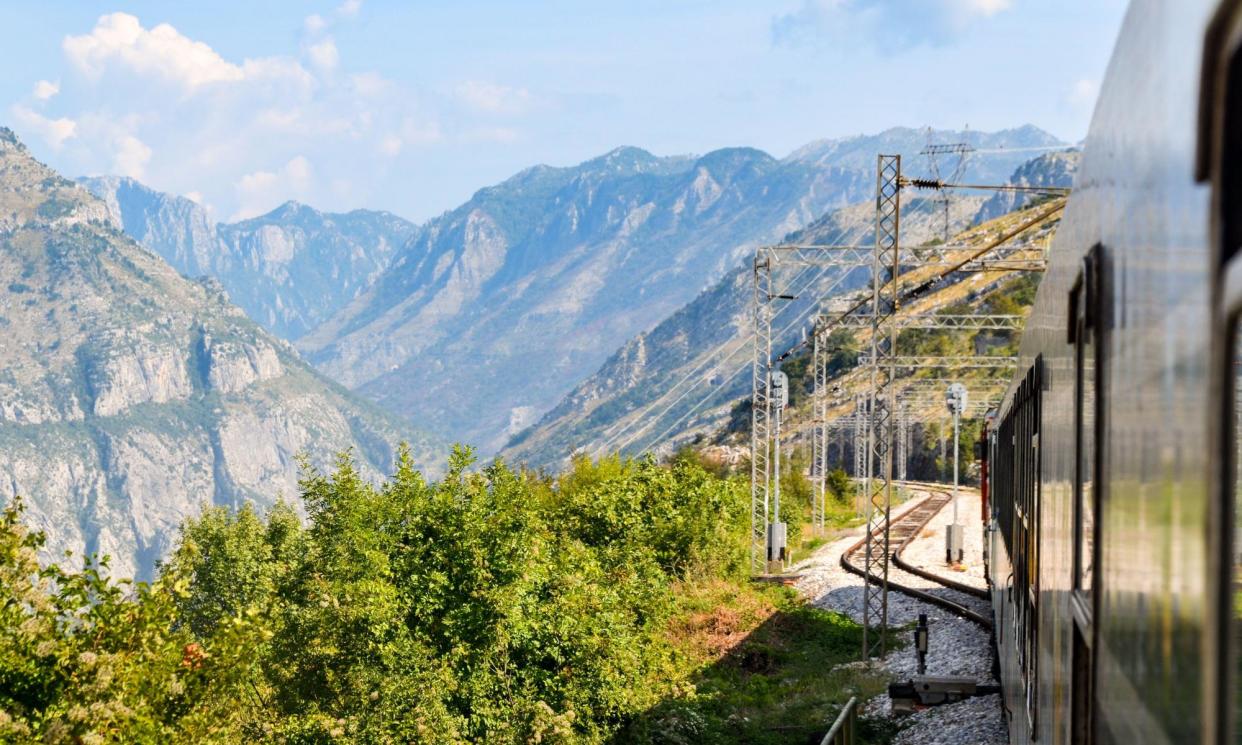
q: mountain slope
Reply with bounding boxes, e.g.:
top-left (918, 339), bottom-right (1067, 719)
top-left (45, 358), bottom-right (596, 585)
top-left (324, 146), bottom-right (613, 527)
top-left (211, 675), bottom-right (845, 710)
top-left (502, 147), bottom-right (1078, 469)
top-left (78, 176), bottom-right (418, 340)
top-left (500, 194), bottom-right (984, 469)
top-left (301, 126), bottom-right (1063, 454)
top-left (1, 130), bottom-right (441, 579)
top-left (786, 124), bottom-right (1064, 182)
top-left (295, 147), bottom-right (868, 452)
top-left (973, 148), bottom-right (1080, 221)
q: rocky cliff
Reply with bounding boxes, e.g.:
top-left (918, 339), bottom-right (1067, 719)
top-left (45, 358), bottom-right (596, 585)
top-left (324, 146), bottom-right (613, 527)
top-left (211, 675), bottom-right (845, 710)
top-left (299, 126), bottom-right (1064, 454)
top-left (1, 130), bottom-right (441, 580)
top-left (973, 148), bottom-right (1080, 222)
top-left (501, 144), bottom-right (1071, 469)
top-left (499, 194), bottom-right (985, 469)
top-left (78, 176), bottom-right (418, 340)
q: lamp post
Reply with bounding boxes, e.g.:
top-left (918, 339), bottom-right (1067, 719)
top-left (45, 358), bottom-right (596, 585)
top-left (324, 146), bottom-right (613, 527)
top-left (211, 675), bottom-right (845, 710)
top-left (768, 370), bottom-right (789, 573)
top-left (945, 383), bottom-right (967, 564)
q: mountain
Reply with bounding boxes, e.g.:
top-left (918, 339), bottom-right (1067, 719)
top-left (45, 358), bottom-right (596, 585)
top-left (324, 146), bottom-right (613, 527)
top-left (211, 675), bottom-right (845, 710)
top-left (973, 148), bottom-right (1081, 222)
top-left (299, 127), bottom-right (1063, 454)
top-left (499, 191), bottom-right (986, 469)
top-left (786, 125), bottom-right (1064, 184)
top-left (78, 176), bottom-right (418, 340)
top-left (501, 146), bottom-right (1074, 469)
top-left (0, 130), bottom-right (441, 580)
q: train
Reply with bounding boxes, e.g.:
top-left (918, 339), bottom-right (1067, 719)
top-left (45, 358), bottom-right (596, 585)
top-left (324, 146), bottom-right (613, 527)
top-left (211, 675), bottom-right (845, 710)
top-left (983, 0), bottom-right (1242, 742)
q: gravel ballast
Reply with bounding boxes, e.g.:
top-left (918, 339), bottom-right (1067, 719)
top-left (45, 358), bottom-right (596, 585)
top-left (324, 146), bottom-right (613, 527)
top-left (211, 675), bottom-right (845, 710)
top-left (791, 485), bottom-right (1008, 744)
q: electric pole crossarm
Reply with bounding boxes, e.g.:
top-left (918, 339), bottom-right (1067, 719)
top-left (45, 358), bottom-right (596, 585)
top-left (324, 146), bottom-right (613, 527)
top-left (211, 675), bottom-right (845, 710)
top-left (857, 355), bottom-right (1017, 369)
top-left (826, 314), bottom-right (1026, 331)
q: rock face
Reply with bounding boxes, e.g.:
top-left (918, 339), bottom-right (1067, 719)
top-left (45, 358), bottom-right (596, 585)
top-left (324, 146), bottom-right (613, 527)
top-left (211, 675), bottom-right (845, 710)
top-left (973, 149), bottom-right (1081, 222)
top-left (499, 190), bottom-right (985, 470)
top-left (300, 126), bottom-right (1064, 454)
top-left (504, 142), bottom-right (1077, 470)
top-left (78, 177), bottom-right (417, 340)
top-left (0, 129), bottom-right (441, 580)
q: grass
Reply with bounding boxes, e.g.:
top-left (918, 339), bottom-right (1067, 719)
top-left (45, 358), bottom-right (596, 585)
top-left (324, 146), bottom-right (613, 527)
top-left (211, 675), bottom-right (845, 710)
top-left (626, 469), bottom-right (905, 744)
top-left (635, 578), bottom-right (900, 744)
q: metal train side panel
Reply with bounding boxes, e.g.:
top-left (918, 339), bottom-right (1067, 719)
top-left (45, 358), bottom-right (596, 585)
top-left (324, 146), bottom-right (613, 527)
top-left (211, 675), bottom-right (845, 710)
top-left (990, 1), bottom-right (1219, 743)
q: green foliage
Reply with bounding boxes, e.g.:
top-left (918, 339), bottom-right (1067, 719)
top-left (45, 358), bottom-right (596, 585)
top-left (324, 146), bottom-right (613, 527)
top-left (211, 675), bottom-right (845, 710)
top-left (1, 445), bottom-right (771, 743)
top-left (0, 499), bottom-right (262, 743)
top-left (825, 468), bottom-right (853, 504)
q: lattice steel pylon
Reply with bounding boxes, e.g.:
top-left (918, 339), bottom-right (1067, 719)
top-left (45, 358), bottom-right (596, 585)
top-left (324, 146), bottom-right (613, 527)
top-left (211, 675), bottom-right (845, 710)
top-left (811, 328), bottom-right (828, 533)
top-left (862, 154), bottom-right (902, 659)
top-left (896, 398), bottom-right (909, 482)
top-left (853, 393), bottom-right (867, 479)
top-left (921, 139), bottom-right (973, 244)
top-left (749, 253), bottom-right (774, 576)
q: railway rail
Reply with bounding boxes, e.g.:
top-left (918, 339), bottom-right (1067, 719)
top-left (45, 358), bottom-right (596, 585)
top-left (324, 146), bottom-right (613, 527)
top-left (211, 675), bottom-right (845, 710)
top-left (839, 483), bottom-right (991, 628)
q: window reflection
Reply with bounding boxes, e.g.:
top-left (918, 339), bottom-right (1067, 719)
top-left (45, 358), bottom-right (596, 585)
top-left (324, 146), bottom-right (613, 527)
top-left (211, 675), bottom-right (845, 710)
top-left (1078, 313), bottom-right (1094, 594)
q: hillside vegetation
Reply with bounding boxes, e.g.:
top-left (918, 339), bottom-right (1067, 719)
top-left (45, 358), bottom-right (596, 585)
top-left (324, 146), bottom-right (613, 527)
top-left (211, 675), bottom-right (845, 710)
top-left (0, 446), bottom-right (893, 744)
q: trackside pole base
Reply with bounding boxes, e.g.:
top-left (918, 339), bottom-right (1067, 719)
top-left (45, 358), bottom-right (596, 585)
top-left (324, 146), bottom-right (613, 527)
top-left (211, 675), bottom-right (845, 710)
top-left (945, 523), bottom-right (964, 564)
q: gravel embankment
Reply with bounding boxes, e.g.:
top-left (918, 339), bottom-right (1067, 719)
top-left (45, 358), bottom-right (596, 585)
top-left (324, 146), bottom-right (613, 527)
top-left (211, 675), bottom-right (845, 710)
top-left (791, 486), bottom-right (1007, 744)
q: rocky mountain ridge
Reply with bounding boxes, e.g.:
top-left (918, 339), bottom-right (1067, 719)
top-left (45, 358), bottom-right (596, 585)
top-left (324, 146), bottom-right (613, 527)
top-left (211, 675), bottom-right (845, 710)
top-left (0, 129), bottom-right (440, 579)
top-left (501, 148), bottom-right (1079, 469)
top-left (78, 176), bottom-right (418, 340)
top-left (298, 126), bottom-right (1065, 454)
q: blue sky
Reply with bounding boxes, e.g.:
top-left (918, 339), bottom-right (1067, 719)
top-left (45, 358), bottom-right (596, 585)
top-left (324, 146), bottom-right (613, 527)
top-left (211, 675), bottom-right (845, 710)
top-left (0, 0), bottom-right (1127, 223)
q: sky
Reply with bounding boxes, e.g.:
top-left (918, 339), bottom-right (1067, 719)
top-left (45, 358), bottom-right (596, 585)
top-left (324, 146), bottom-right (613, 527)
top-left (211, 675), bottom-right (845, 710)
top-left (0, 0), bottom-right (1128, 224)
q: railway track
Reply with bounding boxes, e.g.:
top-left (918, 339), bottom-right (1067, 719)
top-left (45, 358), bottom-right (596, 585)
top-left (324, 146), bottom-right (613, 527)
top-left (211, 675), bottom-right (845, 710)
top-left (839, 484), bottom-right (992, 628)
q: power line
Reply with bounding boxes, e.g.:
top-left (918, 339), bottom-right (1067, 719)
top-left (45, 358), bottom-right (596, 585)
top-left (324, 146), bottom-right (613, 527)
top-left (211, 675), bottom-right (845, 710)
top-left (624, 260), bottom-right (858, 456)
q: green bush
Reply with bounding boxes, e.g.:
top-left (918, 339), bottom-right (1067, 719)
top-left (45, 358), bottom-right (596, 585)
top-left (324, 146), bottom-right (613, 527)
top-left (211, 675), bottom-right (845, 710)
top-left (0, 446), bottom-right (754, 743)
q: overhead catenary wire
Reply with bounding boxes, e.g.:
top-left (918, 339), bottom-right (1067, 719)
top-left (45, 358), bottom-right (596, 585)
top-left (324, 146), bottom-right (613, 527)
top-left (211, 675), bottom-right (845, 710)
top-left (588, 257), bottom-right (827, 458)
top-left (774, 197), bottom-right (1066, 365)
top-left (605, 258), bottom-right (858, 457)
top-left (590, 225), bottom-right (869, 457)
top-left (596, 181), bottom-right (1066, 461)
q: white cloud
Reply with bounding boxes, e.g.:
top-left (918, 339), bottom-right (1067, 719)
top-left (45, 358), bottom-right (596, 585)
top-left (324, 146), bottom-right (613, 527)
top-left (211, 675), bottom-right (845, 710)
top-left (64, 13), bottom-right (243, 90)
top-left (955, 0), bottom-right (1011, 16)
top-left (32, 80), bottom-right (60, 101)
top-left (454, 80), bottom-right (531, 115)
top-left (350, 71), bottom-right (391, 97)
top-left (304, 14), bottom-right (327, 33)
top-left (62, 13), bottom-right (312, 94)
top-left (337, 0), bottom-right (363, 17)
top-left (39, 9), bottom-right (443, 220)
top-left (379, 134), bottom-right (403, 156)
top-left (307, 38), bottom-right (339, 71)
top-left (10, 105), bottom-right (77, 149)
top-left (113, 134), bottom-right (152, 178)
top-left (1068, 78), bottom-right (1099, 108)
top-left (462, 126), bottom-right (519, 143)
top-left (232, 155), bottom-right (314, 220)
top-left (184, 190), bottom-right (204, 204)
top-left (772, 0), bottom-right (1013, 50)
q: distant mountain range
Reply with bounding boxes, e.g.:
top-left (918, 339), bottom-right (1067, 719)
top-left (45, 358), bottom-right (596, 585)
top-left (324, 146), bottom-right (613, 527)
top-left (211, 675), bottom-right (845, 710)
top-left (0, 129), bottom-right (440, 579)
top-left (79, 176), bottom-right (417, 340)
top-left (501, 149), bottom-right (1079, 469)
top-left (89, 125), bottom-right (1067, 456)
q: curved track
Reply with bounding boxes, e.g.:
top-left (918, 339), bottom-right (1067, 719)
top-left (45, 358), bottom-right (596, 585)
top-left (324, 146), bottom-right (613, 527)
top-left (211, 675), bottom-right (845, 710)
top-left (839, 484), bottom-right (992, 628)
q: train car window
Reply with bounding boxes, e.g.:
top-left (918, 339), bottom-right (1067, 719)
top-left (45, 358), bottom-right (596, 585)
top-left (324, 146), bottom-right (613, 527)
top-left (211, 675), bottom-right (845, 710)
top-left (1208, 6), bottom-right (1242, 742)
top-left (1071, 246), bottom-right (1105, 608)
top-left (1069, 245), bottom-right (1105, 744)
top-left (1232, 314), bottom-right (1242, 745)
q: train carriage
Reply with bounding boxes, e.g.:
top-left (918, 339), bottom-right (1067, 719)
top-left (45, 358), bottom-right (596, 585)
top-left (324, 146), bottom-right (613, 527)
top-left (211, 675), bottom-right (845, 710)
top-left (985, 0), bottom-right (1242, 742)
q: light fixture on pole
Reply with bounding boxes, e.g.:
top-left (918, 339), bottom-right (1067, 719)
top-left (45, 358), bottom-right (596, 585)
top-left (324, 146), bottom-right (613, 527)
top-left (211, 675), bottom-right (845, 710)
top-left (944, 383), bottom-right (968, 564)
top-left (768, 370), bottom-right (789, 574)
